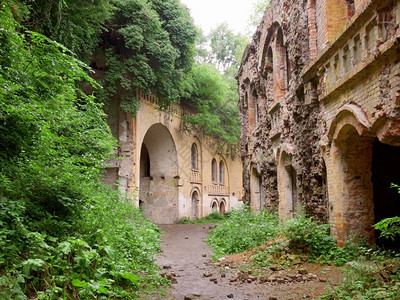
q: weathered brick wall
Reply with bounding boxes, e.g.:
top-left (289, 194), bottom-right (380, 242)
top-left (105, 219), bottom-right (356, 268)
top-left (238, 0), bottom-right (328, 221)
top-left (238, 0), bottom-right (400, 243)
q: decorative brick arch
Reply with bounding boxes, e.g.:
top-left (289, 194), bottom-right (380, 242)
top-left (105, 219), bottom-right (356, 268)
top-left (328, 104), bottom-right (372, 141)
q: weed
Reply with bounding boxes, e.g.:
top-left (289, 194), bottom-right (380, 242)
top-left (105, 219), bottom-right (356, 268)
top-left (207, 206), bottom-right (279, 257)
top-left (176, 211), bottom-right (228, 224)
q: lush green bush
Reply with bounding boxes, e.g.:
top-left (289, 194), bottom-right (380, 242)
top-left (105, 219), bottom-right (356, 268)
top-left (207, 208), bottom-right (364, 267)
top-left (0, 5), bottom-right (165, 298)
top-left (207, 207), bottom-right (279, 257)
top-left (320, 255), bottom-right (400, 299)
top-left (181, 63), bottom-right (241, 146)
top-left (374, 183), bottom-right (400, 243)
top-left (282, 215), bottom-right (362, 266)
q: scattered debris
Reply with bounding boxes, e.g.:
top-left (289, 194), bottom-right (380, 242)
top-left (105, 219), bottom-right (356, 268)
top-left (203, 271), bottom-right (213, 278)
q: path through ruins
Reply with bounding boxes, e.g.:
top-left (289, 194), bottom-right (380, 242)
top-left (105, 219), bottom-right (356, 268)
top-left (156, 224), bottom-right (343, 300)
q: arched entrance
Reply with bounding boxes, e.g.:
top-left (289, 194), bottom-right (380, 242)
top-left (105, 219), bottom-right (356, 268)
top-left (139, 123), bottom-right (179, 224)
top-left (220, 199), bottom-right (226, 214)
top-left (211, 199), bottom-right (219, 212)
top-left (191, 190), bottom-right (199, 219)
top-left (278, 151), bottom-right (298, 220)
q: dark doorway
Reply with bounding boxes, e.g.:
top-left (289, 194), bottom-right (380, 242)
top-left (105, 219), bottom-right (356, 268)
top-left (140, 144), bottom-right (150, 177)
top-left (372, 139), bottom-right (400, 249)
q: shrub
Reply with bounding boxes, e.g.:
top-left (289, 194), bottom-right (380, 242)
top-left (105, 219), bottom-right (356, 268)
top-left (207, 206), bottom-right (279, 257)
top-left (320, 255), bottom-right (400, 299)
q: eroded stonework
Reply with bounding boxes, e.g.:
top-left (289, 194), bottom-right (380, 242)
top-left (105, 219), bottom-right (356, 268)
top-left (238, 0), bottom-right (400, 245)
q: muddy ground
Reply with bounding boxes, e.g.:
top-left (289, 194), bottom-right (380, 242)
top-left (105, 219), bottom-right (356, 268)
top-left (154, 224), bottom-right (344, 300)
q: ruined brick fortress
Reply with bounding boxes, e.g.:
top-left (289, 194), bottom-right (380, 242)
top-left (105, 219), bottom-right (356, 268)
top-left (100, 90), bottom-right (243, 224)
top-left (238, 0), bottom-right (400, 246)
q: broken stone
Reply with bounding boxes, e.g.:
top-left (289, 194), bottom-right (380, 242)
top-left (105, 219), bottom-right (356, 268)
top-left (203, 271), bottom-right (212, 277)
top-left (270, 264), bottom-right (281, 272)
top-left (277, 278), bottom-right (286, 284)
top-left (268, 297), bottom-right (278, 300)
top-left (192, 293), bottom-right (201, 297)
top-left (162, 265), bottom-right (171, 269)
top-left (221, 273), bottom-right (226, 278)
top-left (210, 277), bottom-right (218, 284)
top-left (227, 294), bottom-right (234, 298)
top-left (185, 236), bottom-right (189, 239)
top-left (184, 296), bottom-right (192, 300)
top-left (298, 268), bottom-right (308, 275)
top-left (229, 277), bottom-right (237, 282)
top-left (202, 253), bottom-right (207, 257)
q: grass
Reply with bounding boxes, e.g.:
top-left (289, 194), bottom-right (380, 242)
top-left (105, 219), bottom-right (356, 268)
top-left (205, 206), bottom-right (400, 299)
top-left (176, 211), bottom-right (228, 224)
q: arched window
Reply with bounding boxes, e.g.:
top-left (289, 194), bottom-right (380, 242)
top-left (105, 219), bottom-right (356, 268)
top-left (211, 159), bottom-right (217, 183)
top-left (211, 199), bottom-right (219, 212)
top-left (191, 143), bottom-right (198, 170)
top-left (219, 160), bottom-right (224, 184)
top-left (220, 199), bottom-right (226, 214)
top-left (275, 28), bottom-right (287, 98)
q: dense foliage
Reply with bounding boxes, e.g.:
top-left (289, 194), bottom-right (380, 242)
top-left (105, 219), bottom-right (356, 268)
top-left (207, 207), bottom-right (365, 266)
top-left (320, 254), bottom-right (400, 299)
top-left (101, 0), bottom-right (197, 112)
top-left (16, 0), bottom-right (113, 61)
top-left (181, 25), bottom-right (247, 146)
top-left (181, 63), bottom-right (241, 146)
top-left (207, 207), bottom-right (279, 256)
top-left (0, 4), bottom-right (164, 298)
top-left (16, 0), bottom-right (197, 113)
top-left (374, 184), bottom-right (400, 243)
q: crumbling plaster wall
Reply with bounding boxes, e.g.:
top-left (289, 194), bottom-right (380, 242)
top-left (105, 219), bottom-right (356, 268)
top-left (238, 0), bottom-right (327, 221)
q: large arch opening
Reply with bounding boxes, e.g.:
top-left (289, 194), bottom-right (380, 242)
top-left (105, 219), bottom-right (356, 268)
top-left (372, 139), bottom-right (400, 249)
top-left (139, 123), bottom-right (179, 224)
top-left (330, 125), bottom-right (375, 245)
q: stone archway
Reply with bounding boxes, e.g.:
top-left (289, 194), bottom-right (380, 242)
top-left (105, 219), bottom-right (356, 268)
top-left (139, 123), bottom-right (179, 224)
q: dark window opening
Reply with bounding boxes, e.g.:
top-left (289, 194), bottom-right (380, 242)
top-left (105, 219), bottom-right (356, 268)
top-left (219, 161), bottom-right (225, 184)
top-left (191, 143), bottom-right (198, 170)
top-left (211, 159), bottom-right (217, 183)
top-left (140, 143), bottom-right (150, 177)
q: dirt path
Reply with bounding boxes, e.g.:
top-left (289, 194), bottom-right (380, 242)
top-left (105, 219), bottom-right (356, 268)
top-left (156, 224), bottom-right (343, 300)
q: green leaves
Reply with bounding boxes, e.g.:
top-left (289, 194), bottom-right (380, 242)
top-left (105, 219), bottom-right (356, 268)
top-left (100, 0), bottom-right (196, 112)
top-left (181, 63), bottom-right (240, 146)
